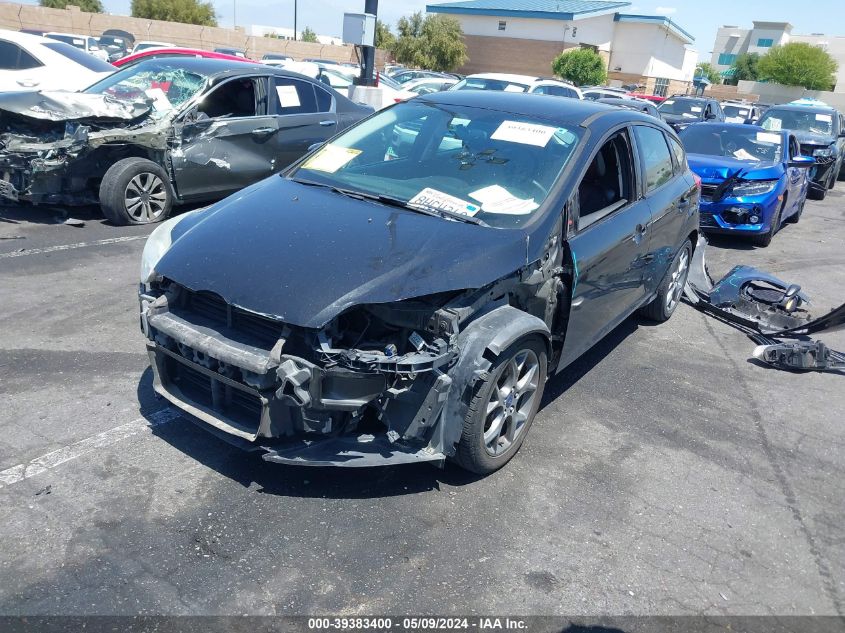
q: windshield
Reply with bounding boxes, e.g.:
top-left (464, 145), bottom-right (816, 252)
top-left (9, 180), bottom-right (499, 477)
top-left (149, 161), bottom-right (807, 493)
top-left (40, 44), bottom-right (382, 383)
top-left (658, 99), bottom-right (706, 119)
top-left (289, 101), bottom-right (581, 228)
top-left (723, 105), bottom-right (751, 121)
top-left (680, 125), bottom-right (783, 163)
top-left (83, 61), bottom-right (208, 114)
top-left (452, 77), bottom-right (530, 93)
top-left (42, 42), bottom-right (114, 72)
top-left (759, 108), bottom-right (835, 136)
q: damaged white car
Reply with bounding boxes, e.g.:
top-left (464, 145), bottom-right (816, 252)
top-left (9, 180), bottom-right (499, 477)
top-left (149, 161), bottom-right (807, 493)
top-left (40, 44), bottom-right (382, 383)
top-left (0, 58), bottom-right (371, 224)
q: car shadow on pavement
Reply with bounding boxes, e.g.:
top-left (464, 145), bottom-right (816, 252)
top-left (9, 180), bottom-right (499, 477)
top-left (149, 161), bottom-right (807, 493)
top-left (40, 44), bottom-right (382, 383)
top-left (136, 317), bottom-right (639, 500)
top-left (0, 203), bottom-right (104, 226)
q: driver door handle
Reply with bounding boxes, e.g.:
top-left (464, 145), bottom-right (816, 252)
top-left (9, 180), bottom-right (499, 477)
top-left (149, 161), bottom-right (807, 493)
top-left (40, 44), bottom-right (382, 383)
top-left (251, 127), bottom-right (275, 136)
top-left (319, 120), bottom-right (337, 127)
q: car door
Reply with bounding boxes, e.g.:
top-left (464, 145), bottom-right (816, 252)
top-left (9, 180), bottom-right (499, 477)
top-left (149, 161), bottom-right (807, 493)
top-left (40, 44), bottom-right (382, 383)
top-left (558, 126), bottom-right (654, 369)
top-left (0, 39), bottom-right (45, 91)
top-left (786, 134), bottom-right (807, 214)
top-left (634, 125), bottom-right (694, 297)
top-left (270, 76), bottom-right (338, 169)
top-left (170, 75), bottom-right (279, 201)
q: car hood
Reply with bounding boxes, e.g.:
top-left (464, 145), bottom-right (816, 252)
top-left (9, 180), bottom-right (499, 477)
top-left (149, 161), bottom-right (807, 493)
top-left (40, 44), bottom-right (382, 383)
top-left (0, 90), bottom-right (151, 122)
top-left (687, 153), bottom-right (783, 181)
top-left (791, 130), bottom-right (835, 147)
top-left (155, 177), bottom-right (529, 329)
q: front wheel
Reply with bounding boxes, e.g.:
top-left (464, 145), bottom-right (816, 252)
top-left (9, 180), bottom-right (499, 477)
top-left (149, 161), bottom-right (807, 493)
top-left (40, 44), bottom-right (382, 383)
top-left (639, 239), bottom-right (691, 323)
top-left (753, 201), bottom-right (783, 247)
top-left (455, 337), bottom-right (547, 474)
top-left (99, 157), bottom-right (174, 226)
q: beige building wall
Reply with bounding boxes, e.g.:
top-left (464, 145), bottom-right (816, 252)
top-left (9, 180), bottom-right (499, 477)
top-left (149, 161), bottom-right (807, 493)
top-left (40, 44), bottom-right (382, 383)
top-left (0, 1), bottom-right (388, 65)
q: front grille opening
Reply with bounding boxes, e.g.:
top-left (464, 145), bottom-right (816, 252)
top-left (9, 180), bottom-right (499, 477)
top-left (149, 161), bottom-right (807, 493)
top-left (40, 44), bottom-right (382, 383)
top-left (166, 355), bottom-right (262, 434)
top-left (170, 285), bottom-right (287, 349)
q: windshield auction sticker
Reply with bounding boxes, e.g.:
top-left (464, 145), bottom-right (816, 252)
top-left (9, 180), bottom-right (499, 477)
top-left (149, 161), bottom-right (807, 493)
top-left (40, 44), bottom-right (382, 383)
top-left (469, 184), bottom-right (538, 215)
top-left (301, 145), bottom-right (361, 173)
top-left (491, 120), bottom-right (557, 147)
top-left (409, 188), bottom-right (480, 216)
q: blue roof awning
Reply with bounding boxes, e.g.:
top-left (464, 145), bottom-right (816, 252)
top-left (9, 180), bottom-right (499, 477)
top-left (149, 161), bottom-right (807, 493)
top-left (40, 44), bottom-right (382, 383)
top-left (426, 0), bottom-right (631, 21)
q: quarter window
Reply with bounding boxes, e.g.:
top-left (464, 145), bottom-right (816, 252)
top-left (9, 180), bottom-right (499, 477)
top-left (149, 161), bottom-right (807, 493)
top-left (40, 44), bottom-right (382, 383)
top-left (634, 126), bottom-right (674, 193)
top-left (315, 85), bottom-right (333, 113)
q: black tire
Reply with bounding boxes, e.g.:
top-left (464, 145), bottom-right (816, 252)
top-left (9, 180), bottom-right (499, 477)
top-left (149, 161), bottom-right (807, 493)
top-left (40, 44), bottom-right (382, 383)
top-left (786, 197), bottom-right (805, 224)
top-left (828, 169), bottom-right (836, 190)
top-left (753, 200), bottom-right (783, 247)
top-left (639, 239), bottom-right (692, 323)
top-left (454, 336), bottom-right (547, 475)
top-left (808, 184), bottom-right (827, 201)
top-left (99, 157), bottom-right (174, 226)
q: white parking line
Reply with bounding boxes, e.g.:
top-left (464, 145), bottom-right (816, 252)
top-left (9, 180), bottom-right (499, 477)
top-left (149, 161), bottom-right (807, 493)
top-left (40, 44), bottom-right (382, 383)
top-left (0, 408), bottom-right (181, 489)
top-left (0, 234), bottom-right (148, 259)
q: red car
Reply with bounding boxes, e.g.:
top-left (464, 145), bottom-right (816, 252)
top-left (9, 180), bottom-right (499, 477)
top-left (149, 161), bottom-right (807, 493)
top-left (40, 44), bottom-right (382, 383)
top-left (113, 47), bottom-right (253, 68)
top-left (629, 93), bottom-right (666, 104)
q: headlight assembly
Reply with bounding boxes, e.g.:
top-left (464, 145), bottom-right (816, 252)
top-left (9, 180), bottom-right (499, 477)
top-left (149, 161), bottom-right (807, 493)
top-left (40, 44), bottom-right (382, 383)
top-left (140, 210), bottom-right (201, 284)
top-left (813, 146), bottom-right (835, 157)
top-left (730, 180), bottom-right (778, 197)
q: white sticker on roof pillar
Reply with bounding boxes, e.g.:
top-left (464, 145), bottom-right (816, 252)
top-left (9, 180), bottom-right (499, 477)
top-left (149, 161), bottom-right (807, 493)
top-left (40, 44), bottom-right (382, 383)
top-left (491, 120), bottom-right (557, 147)
top-left (276, 85), bottom-right (301, 108)
top-left (756, 132), bottom-right (781, 144)
top-left (816, 113), bottom-right (833, 122)
top-left (409, 188), bottom-right (480, 216)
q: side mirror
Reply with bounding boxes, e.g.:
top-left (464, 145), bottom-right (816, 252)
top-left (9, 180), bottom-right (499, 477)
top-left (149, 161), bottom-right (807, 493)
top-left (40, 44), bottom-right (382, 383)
top-left (307, 142), bottom-right (324, 153)
top-left (744, 118), bottom-right (757, 125)
top-left (788, 155), bottom-right (816, 168)
top-left (705, 112), bottom-right (717, 120)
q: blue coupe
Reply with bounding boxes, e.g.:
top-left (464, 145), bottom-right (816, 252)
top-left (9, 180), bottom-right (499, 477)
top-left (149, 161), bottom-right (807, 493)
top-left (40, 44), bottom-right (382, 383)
top-left (678, 122), bottom-right (814, 246)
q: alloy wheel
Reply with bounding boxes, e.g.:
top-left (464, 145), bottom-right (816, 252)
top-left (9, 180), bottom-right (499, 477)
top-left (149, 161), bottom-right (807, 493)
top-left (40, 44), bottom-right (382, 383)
top-left (483, 349), bottom-right (541, 457)
top-left (665, 248), bottom-right (689, 312)
top-left (125, 172), bottom-right (168, 223)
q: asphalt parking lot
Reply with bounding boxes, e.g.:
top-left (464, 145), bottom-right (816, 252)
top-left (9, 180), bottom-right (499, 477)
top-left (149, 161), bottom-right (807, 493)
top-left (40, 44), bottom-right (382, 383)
top-left (0, 192), bottom-right (843, 617)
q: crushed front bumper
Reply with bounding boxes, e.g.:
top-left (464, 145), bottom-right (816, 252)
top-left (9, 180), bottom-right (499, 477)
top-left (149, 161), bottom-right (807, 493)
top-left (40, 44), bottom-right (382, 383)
top-left (141, 287), bottom-right (457, 467)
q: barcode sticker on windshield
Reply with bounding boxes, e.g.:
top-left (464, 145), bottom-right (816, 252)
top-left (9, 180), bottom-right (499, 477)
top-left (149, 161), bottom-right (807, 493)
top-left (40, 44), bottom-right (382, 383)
top-left (469, 185), bottom-right (538, 215)
top-left (691, 106), bottom-right (703, 113)
top-left (663, 100), bottom-right (675, 105)
top-left (492, 121), bottom-right (557, 147)
top-left (816, 113), bottom-right (832, 122)
top-left (756, 132), bottom-right (781, 144)
top-left (764, 118), bottom-right (782, 131)
top-left (301, 144), bottom-right (361, 173)
top-left (409, 188), bottom-right (480, 216)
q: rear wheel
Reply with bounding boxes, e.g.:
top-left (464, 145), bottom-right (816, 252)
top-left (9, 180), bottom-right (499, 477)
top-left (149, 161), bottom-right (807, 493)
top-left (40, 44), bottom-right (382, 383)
top-left (455, 337), bottom-right (547, 474)
top-left (639, 239), bottom-right (691, 323)
top-left (99, 157), bottom-right (173, 226)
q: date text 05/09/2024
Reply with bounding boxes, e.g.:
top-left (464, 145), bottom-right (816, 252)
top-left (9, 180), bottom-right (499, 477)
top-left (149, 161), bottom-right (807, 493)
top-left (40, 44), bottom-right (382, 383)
top-left (307, 617), bottom-right (528, 630)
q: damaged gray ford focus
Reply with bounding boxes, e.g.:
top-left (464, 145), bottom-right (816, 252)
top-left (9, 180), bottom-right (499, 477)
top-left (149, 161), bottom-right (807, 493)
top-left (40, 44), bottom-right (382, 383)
top-left (139, 92), bottom-right (700, 473)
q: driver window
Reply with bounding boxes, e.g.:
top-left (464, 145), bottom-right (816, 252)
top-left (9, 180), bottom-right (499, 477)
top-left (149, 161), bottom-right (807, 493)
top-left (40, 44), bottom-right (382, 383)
top-left (577, 130), bottom-right (634, 225)
top-left (197, 78), bottom-right (259, 119)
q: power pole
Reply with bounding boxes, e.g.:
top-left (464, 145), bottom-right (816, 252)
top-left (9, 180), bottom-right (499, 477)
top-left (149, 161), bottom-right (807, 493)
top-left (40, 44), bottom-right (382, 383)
top-left (359, 0), bottom-right (378, 85)
top-left (294, 0), bottom-right (298, 40)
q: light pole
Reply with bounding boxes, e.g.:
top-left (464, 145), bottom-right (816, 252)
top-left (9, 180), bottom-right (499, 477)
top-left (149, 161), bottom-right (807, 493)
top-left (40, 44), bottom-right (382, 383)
top-left (293, 0), bottom-right (298, 40)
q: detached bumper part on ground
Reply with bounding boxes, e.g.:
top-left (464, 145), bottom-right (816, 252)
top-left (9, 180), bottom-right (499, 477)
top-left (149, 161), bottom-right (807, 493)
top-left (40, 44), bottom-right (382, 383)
top-left (684, 235), bottom-right (845, 372)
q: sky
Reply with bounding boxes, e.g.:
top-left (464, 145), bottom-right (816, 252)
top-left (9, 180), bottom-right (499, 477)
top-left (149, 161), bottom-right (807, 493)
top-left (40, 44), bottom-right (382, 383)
top-left (25, 0), bottom-right (845, 55)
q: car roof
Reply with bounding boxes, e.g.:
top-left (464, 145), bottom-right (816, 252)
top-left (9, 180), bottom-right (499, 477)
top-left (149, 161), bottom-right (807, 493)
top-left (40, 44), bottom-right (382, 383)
top-left (45, 31), bottom-right (89, 37)
top-left (764, 103), bottom-right (839, 113)
top-left (681, 121), bottom-right (787, 136)
top-left (419, 90), bottom-right (658, 127)
top-left (0, 29), bottom-right (52, 44)
top-left (468, 73), bottom-right (539, 84)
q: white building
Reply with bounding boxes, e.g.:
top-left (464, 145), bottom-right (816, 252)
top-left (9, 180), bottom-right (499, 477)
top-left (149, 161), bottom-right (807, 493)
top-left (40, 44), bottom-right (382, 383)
top-left (711, 21), bottom-right (845, 93)
top-left (426, 0), bottom-right (699, 96)
top-left (248, 25), bottom-right (343, 46)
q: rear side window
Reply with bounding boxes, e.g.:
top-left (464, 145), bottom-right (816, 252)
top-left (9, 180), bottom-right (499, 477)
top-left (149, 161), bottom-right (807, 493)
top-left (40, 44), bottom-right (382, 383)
top-left (668, 136), bottom-right (687, 174)
top-left (272, 77), bottom-right (318, 115)
top-left (0, 40), bottom-right (43, 70)
top-left (315, 85), bottom-right (333, 112)
top-left (634, 126), bottom-right (674, 192)
top-left (42, 42), bottom-right (113, 72)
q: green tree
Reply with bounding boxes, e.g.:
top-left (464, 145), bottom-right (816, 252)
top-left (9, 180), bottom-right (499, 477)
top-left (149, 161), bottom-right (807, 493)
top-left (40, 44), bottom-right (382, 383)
top-left (732, 52), bottom-right (760, 82)
top-left (695, 62), bottom-right (721, 84)
top-left (300, 26), bottom-right (318, 43)
top-left (758, 42), bottom-right (838, 90)
top-left (375, 19), bottom-right (394, 50)
top-left (392, 12), bottom-right (467, 72)
top-left (551, 47), bottom-right (606, 86)
top-left (131, 0), bottom-right (216, 26)
top-left (39, 0), bottom-right (103, 12)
